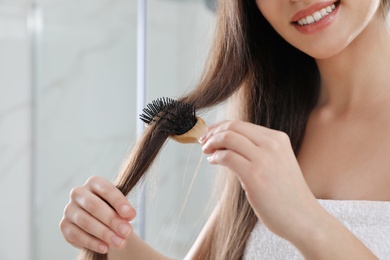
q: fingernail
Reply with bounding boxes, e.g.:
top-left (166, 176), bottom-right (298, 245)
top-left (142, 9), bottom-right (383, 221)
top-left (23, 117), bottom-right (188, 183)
top-left (119, 223), bottom-right (131, 237)
top-left (98, 244), bottom-right (108, 254)
top-left (112, 236), bottom-right (124, 247)
top-left (207, 155), bottom-right (214, 163)
top-left (199, 135), bottom-right (206, 143)
top-left (120, 205), bottom-right (131, 215)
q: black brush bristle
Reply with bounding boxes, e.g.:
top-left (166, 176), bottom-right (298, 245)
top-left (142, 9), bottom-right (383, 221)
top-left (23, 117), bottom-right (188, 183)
top-left (139, 97), bottom-right (197, 135)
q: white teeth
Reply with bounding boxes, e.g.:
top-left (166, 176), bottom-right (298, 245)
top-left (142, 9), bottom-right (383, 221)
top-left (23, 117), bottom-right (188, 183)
top-left (298, 18), bottom-right (308, 26)
top-left (306, 15), bottom-right (315, 24)
top-left (313, 11), bottom-right (322, 22)
top-left (297, 3), bottom-right (337, 26)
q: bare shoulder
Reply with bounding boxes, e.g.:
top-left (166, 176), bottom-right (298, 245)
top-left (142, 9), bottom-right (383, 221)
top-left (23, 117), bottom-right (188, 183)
top-left (298, 103), bottom-right (390, 201)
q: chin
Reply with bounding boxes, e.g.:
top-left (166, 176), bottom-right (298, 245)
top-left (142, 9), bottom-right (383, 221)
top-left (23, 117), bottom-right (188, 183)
top-left (301, 41), bottom-right (349, 60)
top-left (308, 50), bottom-right (342, 60)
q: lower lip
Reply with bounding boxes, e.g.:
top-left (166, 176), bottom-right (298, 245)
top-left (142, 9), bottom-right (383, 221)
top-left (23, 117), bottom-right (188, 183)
top-left (293, 4), bottom-right (340, 34)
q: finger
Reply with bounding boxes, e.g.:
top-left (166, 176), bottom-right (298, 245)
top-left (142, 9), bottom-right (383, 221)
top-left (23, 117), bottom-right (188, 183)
top-left (207, 149), bottom-right (250, 179)
top-left (200, 120), bottom-right (230, 142)
top-left (203, 120), bottom-right (275, 147)
top-left (202, 130), bottom-right (257, 162)
top-left (208, 150), bottom-right (270, 197)
top-left (207, 120), bottom-right (270, 136)
top-left (62, 221), bottom-right (109, 254)
top-left (203, 120), bottom-right (289, 148)
top-left (69, 205), bottom-right (130, 249)
top-left (85, 176), bottom-right (136, 219)
top-left (72, 190), bottom-right (133, 238)
top-left (205, 120), bottom-right (229, 132)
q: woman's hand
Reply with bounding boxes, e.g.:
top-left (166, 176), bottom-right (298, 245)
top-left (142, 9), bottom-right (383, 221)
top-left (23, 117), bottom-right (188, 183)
top-left (201, 120), bottom-right (322, 242)
top-left (60, 176), bottom-right (136, 254)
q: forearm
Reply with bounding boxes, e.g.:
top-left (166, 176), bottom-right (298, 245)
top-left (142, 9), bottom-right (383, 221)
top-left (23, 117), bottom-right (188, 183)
top-left (108, 232), bottom-right (172, 260)
top-left (291, 207), bottom-right (378, 260)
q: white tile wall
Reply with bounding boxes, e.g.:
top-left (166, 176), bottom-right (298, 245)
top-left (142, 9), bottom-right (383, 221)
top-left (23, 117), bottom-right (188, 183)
top-left (0, 1), bottom-right (32, 260)
top-left (35, 0), bottom-right (138, 259)
top-left (0, 0), bottom-right (216, 259)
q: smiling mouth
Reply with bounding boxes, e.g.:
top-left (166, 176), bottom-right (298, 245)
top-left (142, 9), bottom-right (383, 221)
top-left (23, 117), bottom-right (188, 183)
top-left (293, 1), bottom-right (340, 26)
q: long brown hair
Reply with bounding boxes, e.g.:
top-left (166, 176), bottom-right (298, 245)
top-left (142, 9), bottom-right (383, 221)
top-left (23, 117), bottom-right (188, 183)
top-left (79, 0), bottom-right (390, 259)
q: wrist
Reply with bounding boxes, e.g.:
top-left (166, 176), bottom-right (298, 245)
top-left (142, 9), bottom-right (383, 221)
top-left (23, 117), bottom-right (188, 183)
top-left (286, 201), bottom-right (331, 258)
top-left (286, 203), bottom-right (376, 260)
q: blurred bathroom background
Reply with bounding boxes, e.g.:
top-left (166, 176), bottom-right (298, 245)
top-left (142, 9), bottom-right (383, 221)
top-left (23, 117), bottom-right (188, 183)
top-left (0, 0), bottom-right (217, 259)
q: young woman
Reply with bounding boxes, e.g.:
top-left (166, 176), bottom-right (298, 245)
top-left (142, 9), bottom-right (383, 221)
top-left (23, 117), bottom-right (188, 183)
top-left (60, 0), bottom-right (390, 259)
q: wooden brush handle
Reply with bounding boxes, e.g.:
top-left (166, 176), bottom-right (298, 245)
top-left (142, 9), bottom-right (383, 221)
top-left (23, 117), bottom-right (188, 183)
top-left (172, 117), bottom-right (207, 144)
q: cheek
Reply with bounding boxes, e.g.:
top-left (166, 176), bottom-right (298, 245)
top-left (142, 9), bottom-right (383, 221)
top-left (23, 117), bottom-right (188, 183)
top-left (256, 0), bottom-right (288, 40)
top-left (256, 0), bottom-right (280, 25)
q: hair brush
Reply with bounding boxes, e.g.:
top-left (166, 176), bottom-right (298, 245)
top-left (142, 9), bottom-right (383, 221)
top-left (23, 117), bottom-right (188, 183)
top-left (139, 97), bottom-right (206, 144)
